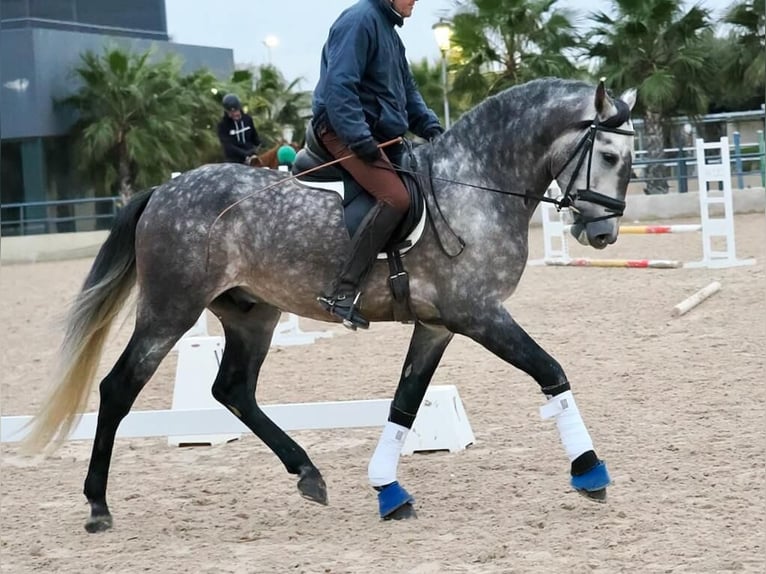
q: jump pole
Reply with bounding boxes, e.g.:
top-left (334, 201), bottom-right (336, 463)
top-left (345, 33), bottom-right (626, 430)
top-left (618, 224), bottom-right (701, 234)
top-left (545, 258), bottom-right (682, 269)
top-left (671, 281), bottom-right (722, 317)
top-left (559, 224), bottom-right (702, 235)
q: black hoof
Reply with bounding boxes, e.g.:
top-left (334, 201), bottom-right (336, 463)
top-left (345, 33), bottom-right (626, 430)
top-left (297, 466), bottom-right (328, 505)
top-left (84, 513), bottom-right (113, 533)
top-left (577, 488), bottom-right (607, 503)
top-left (383, 502), bottom-right (417, 521)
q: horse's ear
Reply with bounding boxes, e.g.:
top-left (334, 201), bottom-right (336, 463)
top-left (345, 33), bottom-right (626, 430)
top-left (594, 77), bottom-right (614, 118)
top-left (620, 88), bottom-right (637, 111)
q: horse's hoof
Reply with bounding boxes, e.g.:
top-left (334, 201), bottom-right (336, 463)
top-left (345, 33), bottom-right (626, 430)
top-left (297, 466), bottom-right (328, 505)
top-left (84, 514), bottom-right (113, 533)
top-left (384, 502), bottom-right (417, 521)
top-left (376, 481), bottom-right (415, 519)
top-left (578, 487), bottom-right (607, 502)
top-left (571, 460), bottom-right (610, 503)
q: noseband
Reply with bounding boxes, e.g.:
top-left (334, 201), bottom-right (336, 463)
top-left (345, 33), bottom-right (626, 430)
top-left (553, 100), bottom-right (635, 223)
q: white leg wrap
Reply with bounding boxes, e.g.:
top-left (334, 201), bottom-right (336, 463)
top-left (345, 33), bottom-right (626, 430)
top-left (540, 390), bottom-right (594, 462)
top-left (367, 422), bottom-right (409, 487)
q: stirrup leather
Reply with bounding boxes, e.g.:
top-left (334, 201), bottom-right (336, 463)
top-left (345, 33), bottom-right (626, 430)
top-left (317, 292), bottom-right (369, 331)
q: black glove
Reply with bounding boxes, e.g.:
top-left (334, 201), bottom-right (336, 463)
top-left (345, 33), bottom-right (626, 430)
top-left (423, 127), bottom-right (444, 142)
top-left (350, 138), bottom-right (382, 163)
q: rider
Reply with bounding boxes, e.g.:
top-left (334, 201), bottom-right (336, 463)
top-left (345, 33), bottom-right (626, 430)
top-left (313, 0), bottom-right (444, 330)
top-left (217, 93), bottom-right (261, 165)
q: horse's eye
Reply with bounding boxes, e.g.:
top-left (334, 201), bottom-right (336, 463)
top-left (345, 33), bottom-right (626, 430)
top-left (602, 152), bottom-right (619, 166)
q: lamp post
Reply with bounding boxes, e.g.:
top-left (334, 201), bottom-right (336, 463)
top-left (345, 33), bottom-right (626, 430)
top-left (263, 35), bottom-right (279, 64)
top-left (432, 19), bottom-right (453, 129)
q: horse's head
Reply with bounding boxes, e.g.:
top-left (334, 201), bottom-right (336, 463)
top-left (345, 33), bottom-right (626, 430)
top-left (551, 80), bottom-right (637, 249)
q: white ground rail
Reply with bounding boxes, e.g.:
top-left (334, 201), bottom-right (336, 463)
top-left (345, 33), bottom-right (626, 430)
top-left (1, 384), bottom-right (474, 456)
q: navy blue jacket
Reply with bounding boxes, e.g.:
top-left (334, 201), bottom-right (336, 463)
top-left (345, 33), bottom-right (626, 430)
top-left (312, 0), bottom-right (441, 150)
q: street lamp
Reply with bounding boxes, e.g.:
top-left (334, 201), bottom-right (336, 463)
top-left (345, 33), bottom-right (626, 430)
top-left (432, 19), bottom-right (453, 129)
top-left (263, 35), bottom-right (280, 64)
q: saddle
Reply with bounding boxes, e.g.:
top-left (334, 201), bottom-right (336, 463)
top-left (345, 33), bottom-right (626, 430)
top-left (291, 123), bottom-right (428, 322)
top-left (292, 123), bottom-right (426, 248)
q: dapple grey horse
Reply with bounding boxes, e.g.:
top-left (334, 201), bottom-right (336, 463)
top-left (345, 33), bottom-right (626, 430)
top-left (23, 78), bottom-right (636, 532)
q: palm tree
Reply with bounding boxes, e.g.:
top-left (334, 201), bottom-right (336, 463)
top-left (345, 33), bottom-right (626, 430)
top-left (223, 66), bottom-right (311, 148)
top-left (409, 58), bottom-right (467, 128)
top-left (448, 0), bottom-right (583, 107)
top-left (722, 0), bottom-right (765, 107)
top-left (180, 69), bottom-right (226, 164)
top-left (587, 0), bottom-right (713, 194)
top-left (64, 47), bottom-right (207, 204)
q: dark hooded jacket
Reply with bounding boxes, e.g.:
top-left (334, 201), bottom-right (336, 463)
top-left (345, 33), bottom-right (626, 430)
top-left (311, 0), bottom-right (441, 153)
top-left (217, 113), bottom-right (261, 163)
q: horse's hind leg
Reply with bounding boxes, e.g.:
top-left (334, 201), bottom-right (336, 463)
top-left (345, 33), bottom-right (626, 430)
top-left (83, 327), bottom-right (180, 532)
top-left (368, 321), bottom-right (453, 519)
top-left (444, 304), bottom-right (609, 501)
top-left (208, 296), bottom-right (327, 505)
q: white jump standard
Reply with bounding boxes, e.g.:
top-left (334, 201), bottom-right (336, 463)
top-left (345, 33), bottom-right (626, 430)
top-left (538, 137), bottom-right (756, 269)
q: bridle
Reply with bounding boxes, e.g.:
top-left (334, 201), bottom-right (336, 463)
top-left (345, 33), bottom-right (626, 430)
top-left (387, 101), bottom-right (635, 225)
top-left (551, 99), bottom-right (635, 224)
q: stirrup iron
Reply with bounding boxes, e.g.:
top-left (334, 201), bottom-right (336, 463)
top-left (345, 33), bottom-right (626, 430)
top-left (317, 291), bottom-right (369, 331)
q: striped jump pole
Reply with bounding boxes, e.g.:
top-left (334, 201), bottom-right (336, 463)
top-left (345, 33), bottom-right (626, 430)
top-left (545, 258), bottom-right (683, 269)
top-left (618, 224), bottom-right (702, 234)
top-left (561, 224), bottom-right (702, 235)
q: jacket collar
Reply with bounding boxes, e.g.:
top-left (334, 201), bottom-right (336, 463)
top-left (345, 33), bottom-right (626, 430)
top-left (373, 0), bottom-right (404, 27)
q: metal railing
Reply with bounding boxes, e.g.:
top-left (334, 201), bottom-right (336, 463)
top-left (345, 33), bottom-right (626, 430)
top-left (1, 131), bottom-right (764, 237)
top-left (629, 130), bottom-right (765, 193)
top-left (0, 196), bottom-right (120, 237)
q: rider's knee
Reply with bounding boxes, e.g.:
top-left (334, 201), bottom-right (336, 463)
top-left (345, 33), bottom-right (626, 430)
top-left (386, 194), bottom-right (410, 214)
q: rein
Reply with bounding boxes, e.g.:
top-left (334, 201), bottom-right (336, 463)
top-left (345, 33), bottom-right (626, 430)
top-left (204, 107), bottom-right (634, 266)
top-left (393, 112), bottom-right (634, 223)
top-left (204, 137), bottom-right (404, 270)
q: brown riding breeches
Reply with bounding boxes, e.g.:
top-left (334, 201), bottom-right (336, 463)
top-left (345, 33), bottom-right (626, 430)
top-left (318, 129), bottom-right (410, 214)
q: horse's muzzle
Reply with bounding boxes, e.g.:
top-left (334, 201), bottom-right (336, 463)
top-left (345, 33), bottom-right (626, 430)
top-left (570, 220), bottom-right (618, 249)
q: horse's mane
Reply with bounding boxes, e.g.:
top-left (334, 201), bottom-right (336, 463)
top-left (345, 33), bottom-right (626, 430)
top-left (457, 77), bottom-right (596, 131)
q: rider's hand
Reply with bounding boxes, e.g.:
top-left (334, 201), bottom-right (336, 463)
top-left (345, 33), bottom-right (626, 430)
top-left (350, 138), bottom-right (382, 164)
top-left (423, 127), bottom-right (444, 142)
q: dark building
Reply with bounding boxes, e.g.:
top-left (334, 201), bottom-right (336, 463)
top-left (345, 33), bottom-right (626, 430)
top-left (1, 0), bottom-right (234, 233)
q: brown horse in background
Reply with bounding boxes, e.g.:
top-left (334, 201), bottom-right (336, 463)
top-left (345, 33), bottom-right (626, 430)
top-left (251, 141), bottom-right (302, 169)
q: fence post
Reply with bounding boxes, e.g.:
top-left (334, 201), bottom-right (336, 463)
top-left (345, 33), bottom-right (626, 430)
top-left (676, 141), bottom-right (688, 193)
top-left (732, 131), bottom-right (744, 190)
top-left (759, 130), bottom-right (765, 187)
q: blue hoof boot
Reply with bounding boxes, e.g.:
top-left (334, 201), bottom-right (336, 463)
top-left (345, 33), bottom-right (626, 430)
top-left (376, 481), bottom-right (415, 519)
top-left (571, 460), bottom-right (610, 502)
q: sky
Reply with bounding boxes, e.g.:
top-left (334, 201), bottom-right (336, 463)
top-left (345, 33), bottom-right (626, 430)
top-left (165, 0), bottom-right (735, 91)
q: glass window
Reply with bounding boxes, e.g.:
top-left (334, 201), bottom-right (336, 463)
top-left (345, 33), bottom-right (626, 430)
top-left (28, 0), bottom-right (75, 21)
top-left (1, 141), bottom-right (23, 204)
top-left (1, 141), bottom-right (25, 236)
top-left (1, 0), bottom-right (29, 20)
top-left (75, 0), bottom-right (165, 32)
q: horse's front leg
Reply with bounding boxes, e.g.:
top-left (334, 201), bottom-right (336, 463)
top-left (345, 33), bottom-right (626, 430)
top-left (444, 304), bottom-right (610, 501)
top-left (368, 321), bottom-right (453, 520)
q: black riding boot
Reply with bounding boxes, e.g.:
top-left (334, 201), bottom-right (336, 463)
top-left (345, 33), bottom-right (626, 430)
top-left (318, 202), bottom-right (404, 330)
